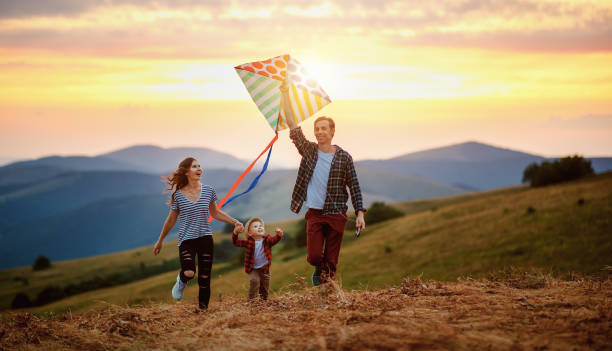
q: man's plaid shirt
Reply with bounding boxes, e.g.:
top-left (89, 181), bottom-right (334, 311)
top-left (232, 233), bottom-right (282, 273)
top-left (289, 126), bottom-right (365, 215)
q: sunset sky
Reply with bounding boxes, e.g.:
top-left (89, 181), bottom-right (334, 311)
top-left (1, 0), bottom-right (611, 168)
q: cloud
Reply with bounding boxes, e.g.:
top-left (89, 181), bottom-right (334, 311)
top-left (0, 0), bottom-right (226, 19)
top-left (400, 25), bottom-right (612, 52)
top-left (0, 0), bottom-right (94, 18)
top-left (0, 0), bottom-right (611, 56)
top-left (543, 114), bottom-right (612, 130)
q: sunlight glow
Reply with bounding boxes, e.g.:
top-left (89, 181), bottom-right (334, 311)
top-left (0, 0), bottom-right (611, 160)
top-left (283, 2), bottom-right (335, 17)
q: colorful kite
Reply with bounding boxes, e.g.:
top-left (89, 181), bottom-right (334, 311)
top-left (210, 54), bottom-right (331, 220)
top-left (235, 54), bottom-right (331, 131)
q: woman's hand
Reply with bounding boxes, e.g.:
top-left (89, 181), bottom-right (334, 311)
top-left (153, 240), bottom-right (162, 256)
top-left (275, 228), bottom-right (284, 238)
top-left (233, 221), bottom-right (244, 235)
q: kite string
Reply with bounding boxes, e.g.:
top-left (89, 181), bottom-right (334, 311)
top-left (221, 139), bottom-right (274, 208)
top-left (209, 132), bottom-right (278, 223)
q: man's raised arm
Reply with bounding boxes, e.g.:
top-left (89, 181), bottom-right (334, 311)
top-left (280, 79), bottom-right (298, 130)
top-left (280, 80), bottom-right (317, 156)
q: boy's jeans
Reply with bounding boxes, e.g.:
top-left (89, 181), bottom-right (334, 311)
top-left (305, 209), bottom-right (348, 280)
top-left (248, 266), bottom-right (270, 300)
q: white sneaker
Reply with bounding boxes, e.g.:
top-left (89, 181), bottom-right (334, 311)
top-left (172, 273), bottom-right (186, 300)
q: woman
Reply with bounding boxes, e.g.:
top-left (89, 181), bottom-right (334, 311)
top-left (154, 157), bottom-right (244, 310)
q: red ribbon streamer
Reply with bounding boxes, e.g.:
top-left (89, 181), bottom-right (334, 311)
top-left (209, 133), bottom-right (279, 222)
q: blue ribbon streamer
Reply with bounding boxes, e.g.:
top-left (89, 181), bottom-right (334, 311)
top-left (220, 143), bottom-right (274, 209)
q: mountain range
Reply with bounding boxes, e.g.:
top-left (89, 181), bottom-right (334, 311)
top-left (0, 141), bottom-right (610, 269)
top-left (361, 141), bottom-right (612, 190)
top-left (1, 145), bottom-right (249, 186)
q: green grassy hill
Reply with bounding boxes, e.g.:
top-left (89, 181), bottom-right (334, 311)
top-left (3, 172), bottom-right (611, 315)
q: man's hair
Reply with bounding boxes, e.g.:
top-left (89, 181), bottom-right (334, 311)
top-left (314, 116), bottom-right (335, 131)
top-left (245, 217), bottom-right (264, 237)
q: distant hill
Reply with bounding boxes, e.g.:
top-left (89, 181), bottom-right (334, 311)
top-left (0, 166), bottom-right (464, 269)
top-left (0, 145), bottom-right (250, 186)
top-left (4, 141), bottom-right (610, 190)
top-left (101, 145), bottom-right (249, 174)
top-left (590, 158), bottom-right (612, 173)
top-left (0, 171), bottom-right (166, 228)
top-left (1, 141), bottom-right (609, 269)
top-left (4, 156), bottom-right (139, 175)
top-left (359, 141), bottom-right (612, 190)
top-left (0, 165), bottom-right (69, 187)
top-left (392, 141), bottom-right (540, 162)
top-left (0, 194), bottom-right (169, 269)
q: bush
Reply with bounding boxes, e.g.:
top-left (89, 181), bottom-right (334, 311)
top-left (346, 214), bottom-right (356, 230)
top-left (13, 277), bottom-right (29, 286)
top-left (32, 255), bottom-right (51, 271)
top-left (35, 286), bottom-right (66, 305)
top-left (235, 250), bottom-right (245, 267)
top-left (365, 202), bottom-right (403, 225)
top-left (28, 258), bottom-right (182, 307)
top-left (11, 292), bottom-right (32, 309)
top-left (522, 155), bottom-right (594, 187)
top-left (215, 239), bottom-right (240, 262)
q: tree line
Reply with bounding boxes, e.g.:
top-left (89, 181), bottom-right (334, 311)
top-left (523, 155), bottom-right (594, 187)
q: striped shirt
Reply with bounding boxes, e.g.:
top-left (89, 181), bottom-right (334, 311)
top-left (170, 184), bottom-right (218, 246)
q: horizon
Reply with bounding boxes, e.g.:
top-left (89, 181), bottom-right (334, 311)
top-left (1, 138), bottom-right (610, 169)
top-left (1, 1), bottom-right (611, 166)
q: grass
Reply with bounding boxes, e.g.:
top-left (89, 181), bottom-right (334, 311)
top-left (1, 172), bottom-right (611, 315)
top-left (0, 234), bottom-right (238, 311)
top-left (1, 275), bottom-right (611, 350)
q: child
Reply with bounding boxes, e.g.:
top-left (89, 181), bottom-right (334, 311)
top-left (232, 217), bottom-right (283, 301)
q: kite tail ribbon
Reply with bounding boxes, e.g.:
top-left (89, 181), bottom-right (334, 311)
top-left (209, 133), bottom-right (278, 222)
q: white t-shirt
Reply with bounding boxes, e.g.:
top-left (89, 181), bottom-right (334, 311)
top-left (305, 149), bottom-right (334, 209)
top-left (253, 239), bottom-right (268, 269)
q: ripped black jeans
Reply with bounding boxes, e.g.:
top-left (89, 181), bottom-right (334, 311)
top-left (178, 235), bottom-right (214, 309)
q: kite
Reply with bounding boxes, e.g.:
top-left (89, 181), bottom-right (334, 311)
top-left (210, 54), bottom-right (331, 221)
top-left (235, 54), bottom-right (331, 131)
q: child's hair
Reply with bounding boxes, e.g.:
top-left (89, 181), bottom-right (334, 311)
top-left (244, 217), bottom-right (264, 237)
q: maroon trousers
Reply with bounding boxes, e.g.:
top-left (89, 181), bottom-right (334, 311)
top-left (305, 209), bottom-right (348, 278)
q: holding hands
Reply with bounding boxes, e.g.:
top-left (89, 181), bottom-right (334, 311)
top-left (233, 220), bottom-right (244, 235)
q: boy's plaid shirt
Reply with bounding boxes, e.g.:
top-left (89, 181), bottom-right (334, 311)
top-left (289, 126), bottom-right (365, 215)
top-left (232, 233), bottom-right (282, 273)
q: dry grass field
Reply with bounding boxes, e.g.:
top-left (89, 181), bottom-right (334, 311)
top-left (1, 273), bottom-right (610, 350)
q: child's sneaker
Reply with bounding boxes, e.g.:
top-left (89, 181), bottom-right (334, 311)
top-left (311, 267), bottom-right (322, 286)
top-left (172, 273), bottom-right (186, 300)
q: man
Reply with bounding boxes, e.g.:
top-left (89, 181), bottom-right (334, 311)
top-left (280, 81), bottom-right (366, 286)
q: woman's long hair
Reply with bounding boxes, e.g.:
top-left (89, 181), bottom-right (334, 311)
top-left (163, 157), bottom-right (196, 205)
